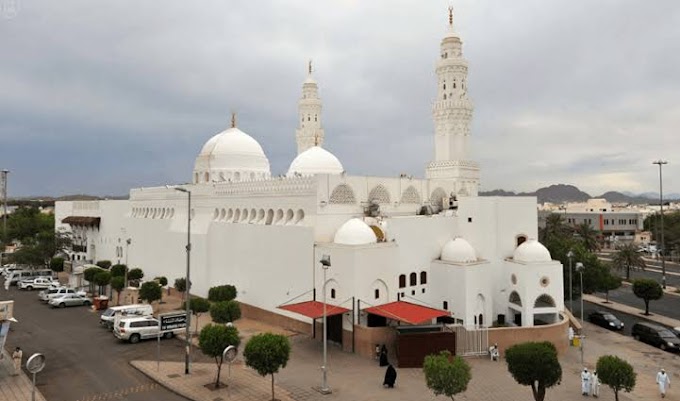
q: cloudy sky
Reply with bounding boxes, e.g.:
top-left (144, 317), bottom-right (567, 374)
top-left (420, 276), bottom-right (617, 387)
top-left (1, 0), bottom-right (679, 197)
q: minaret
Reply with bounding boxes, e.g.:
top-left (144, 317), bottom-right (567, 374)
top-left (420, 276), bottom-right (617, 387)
top-left (295, 60), bottom-right (325, 154)
top-left (426, 7), bottom-right (480, 196)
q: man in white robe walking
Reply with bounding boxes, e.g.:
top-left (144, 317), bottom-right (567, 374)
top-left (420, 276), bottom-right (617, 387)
top-left (590, 370), bottom-right (600, 397)
top-left (657, 368), bottom-right (670, 398)
top-left (581, 368), bottom-right (591, 396)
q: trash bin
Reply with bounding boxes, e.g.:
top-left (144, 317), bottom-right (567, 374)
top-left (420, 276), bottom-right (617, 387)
top-left (94, 296), bottom-right (109, 311)
top-left (572, 336), bottom-right (581, 347)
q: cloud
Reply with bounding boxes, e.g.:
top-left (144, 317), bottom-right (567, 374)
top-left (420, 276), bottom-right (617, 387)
top-left (0, 0), bottom-right (679, 196)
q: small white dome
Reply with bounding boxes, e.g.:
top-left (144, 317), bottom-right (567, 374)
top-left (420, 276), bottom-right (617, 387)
top-left (287, 146), bottom-right (344, 176)
top-left (513, 239), bottom-right (552, 263)
top-left (194, 126), bottom-right (271, 183)
top-left (334, 218), bottom-right (377, 245)
top-left (441, 238), bottom-right (476, 263)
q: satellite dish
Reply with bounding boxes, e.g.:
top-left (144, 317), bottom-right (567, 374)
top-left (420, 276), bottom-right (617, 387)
top-left (222, 345), bottom-right (237, 363)
top-left (26, 353), bottom-right (46, 374)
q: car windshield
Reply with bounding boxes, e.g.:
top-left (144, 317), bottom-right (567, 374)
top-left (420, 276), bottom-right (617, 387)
top-left (103, 309), bottom-right (115, 317)
top-left (603, 314), bottom-right (616, 321)
top-left (659, 330), bottom-right (677, 338)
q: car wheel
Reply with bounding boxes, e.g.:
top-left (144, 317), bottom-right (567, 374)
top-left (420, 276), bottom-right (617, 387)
top-left (129, 334), bottom-right (141, 344)
top-left (661, 343), bottom-right (667, 351)
top-left (26, 286), bottom-right (33, 291)
top-left (59, 303), bottom-right (66, 308)
top-left (83, 301), bottom-right (91, 306)
top-left (163, 332), bottom-right (174, 339)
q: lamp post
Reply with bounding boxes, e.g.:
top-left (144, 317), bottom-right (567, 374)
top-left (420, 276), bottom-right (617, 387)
top-left (567, 250), bottom-right (574, 312)
top-left (575, 262), bottom-right (585, 365)
top-left (1, 169), bottom-right (8, 238)
top-left (124, 238), bottom-right (131, 287)
top-left (319, 254), bottom-right (331, 394)
top-left (171, 186), bottom-right (192, 375)
top-left (653, 160), bottom-right (668, 289)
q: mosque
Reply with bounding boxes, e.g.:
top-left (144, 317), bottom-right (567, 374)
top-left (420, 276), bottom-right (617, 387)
top-left (56, 9), bottom-right (566, 361)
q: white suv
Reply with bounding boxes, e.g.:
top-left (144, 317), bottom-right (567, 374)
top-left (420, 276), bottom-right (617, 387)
top-left (39, 287), bottom-right (86, 302)
top-left (113, 316), bottom-right (180, 344)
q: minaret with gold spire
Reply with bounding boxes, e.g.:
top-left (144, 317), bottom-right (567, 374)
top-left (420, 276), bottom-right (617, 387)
top-left (426, 7), bottom-right (479, 197)
top-left (295, 60), bottom-right (325, 154)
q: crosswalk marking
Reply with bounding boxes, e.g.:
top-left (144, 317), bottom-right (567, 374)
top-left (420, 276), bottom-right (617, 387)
top-left (75, 383), bottom-right (159, 401)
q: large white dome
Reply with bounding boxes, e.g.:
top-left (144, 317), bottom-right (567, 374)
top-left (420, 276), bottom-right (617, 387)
top-left (334, 218), bottom-right (377, 245)
top-left (287, 146), bottom-right (344, 177)
top-left (193, 126), bottom-right (271, 183)
top-left (441, 238), bottom-right (477, 263)
top-left (513, 239), bottom-right (552, 263)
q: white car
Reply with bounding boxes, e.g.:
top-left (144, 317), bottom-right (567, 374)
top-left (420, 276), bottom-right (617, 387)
top-left (39, 287), bottom-right (86, 302)
top-left (48, 293), bottom-right (92, 308)
top-left (113, 316), bottom-right (182, 343)
top-left (19, 277), bottom-right (57, 291)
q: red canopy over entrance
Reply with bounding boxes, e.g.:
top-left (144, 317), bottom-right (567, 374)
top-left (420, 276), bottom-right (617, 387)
top-left (363, 301), bottom-right (450, 325)
top-left (278, 301), bottom-right (350, 319)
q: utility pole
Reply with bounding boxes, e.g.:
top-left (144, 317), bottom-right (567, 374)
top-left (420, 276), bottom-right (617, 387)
top-left (1, 170), bottom-right (8, 238)
top-left (653, 160), bottom-right (668, 289)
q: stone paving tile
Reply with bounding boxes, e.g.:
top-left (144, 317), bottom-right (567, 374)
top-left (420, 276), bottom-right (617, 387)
top-left (0, 348), bottom-right (47, 401)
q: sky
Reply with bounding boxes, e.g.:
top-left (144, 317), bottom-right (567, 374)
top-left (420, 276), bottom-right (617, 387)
top-left (1, 0), bottom-right (679, 198)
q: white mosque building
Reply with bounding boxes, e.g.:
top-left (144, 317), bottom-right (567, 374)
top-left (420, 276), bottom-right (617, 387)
top-left (56, 10), bottom-right (566, 360)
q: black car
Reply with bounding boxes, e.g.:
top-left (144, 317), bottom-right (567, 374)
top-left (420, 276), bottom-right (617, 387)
top-left (632, 322), bottom-right (680, 352)
top-left (588, 311), bottom-right (624, 331)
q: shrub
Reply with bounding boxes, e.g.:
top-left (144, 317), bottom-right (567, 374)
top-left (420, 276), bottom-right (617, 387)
top-left (139, 281), bottom-right (162, 304)
top-left (50, 257), bottom-right (64, 272)
top-left (632, 278), bottom-right (663, 315)
top-left (110, 264), bottom-right (128, 277)
top-left (110, 276), bottom-right (125, 305)
top-left (208, 285), bottom-right (237, 302)
top-left (93, 271), bottom-right (112, 296)
top-left (423, 350), bottom-right (471, 400)
top-left (244, 333), bottom-right (291, 400)
top-left (174, 277), bottom-right (187, 293)
top-left (505, 341), bottom-right (562, 401)
top-left (95, 260), bottom-right (112, 270)
top-left (155, 276), bottom-right (168, 286)
top-left (128, 268), bottom-right (144, 281)
top-left (182, 297), bottom-right (212, 334)
top-left (210, 300), bottom-right (241, 324)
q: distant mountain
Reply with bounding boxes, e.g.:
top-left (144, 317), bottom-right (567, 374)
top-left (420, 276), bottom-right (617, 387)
top-left (481, 184), bottom-right (679, 204)
top-left (534, 184), bottom-right (590, 203)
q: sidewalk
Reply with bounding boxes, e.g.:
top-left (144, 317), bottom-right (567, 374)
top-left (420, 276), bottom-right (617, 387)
top-left (0, 348), bottom-right (47, 401)
top-left (584, 293), bottom-right (680, 328)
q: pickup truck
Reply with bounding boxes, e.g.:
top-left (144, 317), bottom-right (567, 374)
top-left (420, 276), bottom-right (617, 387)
top-left (19, 277), bottom-right (58, 291)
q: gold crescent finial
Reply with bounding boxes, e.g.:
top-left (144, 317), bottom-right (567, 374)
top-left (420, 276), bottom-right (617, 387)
top-left (308, 59), bottom-right (312, 75)
top-left (231, 112), bottom-right (236, 128)
top-left (448, 6), bottom-right (453, 27)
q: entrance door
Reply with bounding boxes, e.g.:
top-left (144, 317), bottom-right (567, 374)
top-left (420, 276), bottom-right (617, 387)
top-left (513, 312), bottom-right (522, 326)
top-left (326, 314), bottom-right (343, 344)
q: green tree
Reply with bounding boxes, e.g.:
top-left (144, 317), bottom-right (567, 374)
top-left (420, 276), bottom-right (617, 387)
top-left (155, 276), bottom-right (168, 286)
top-left (174, 277), bottom-right (187, 293)
top-left (208, 285), bottom-right (237, 302)
top-left (505, 341), bottom-right (562, 401)
top-left (182, 297), bottom-right (211, 334)
top-left (597, 267), bottom-right (622, 303)
top-left (574, 222), bottom-right (600, 252)
top-left (199, 324), bottom-right (240, 388)
top-left (539, 213), bottom-right (572, 244)
top-left (139, 281), bottom-right (162, 304)
top-left (95, 260), bottom-right (112, 270)
top-left (83, 266), bottom-right (103, 294)
top-left (210, 300), bottom-right (241, 324)
top-left (596, 355), bottom-right (636, 401)
top-left (632, 278), bottom-right (663, 315)
top-left (612, 243), bottom-right (646, 280)
top-left (128, 268), bottom-right (144, 286)
top-left (422, 350), bottom-right (471, 400)
top-left (110, 276), bottom-right (125, 305)
top-left (93, 271), bottom-right (111, 296)
top-left (110, 264), bottom-right (127, 277)
top-left (50, 257), bottom-right (65, 272)
top-left (244, 333), bottom-right (291, 401)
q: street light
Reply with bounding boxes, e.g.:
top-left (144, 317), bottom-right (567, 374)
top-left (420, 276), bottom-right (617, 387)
top-left (575, 262), bottom-right (585, 365)
top-left (124, 238), bottom-right (131, 287)
top-left (318, 254), bottom-right (332, 394)
top-left (653, 160), bottom-right (668, 289)
top-left (567, 250), bottom-right (574, 312)
top-left (170, 185), bottom-right (192, 375)
top-left (1, 169), bottom-right (8, 238)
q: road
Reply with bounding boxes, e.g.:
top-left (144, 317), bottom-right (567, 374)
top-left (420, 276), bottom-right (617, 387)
top-left (0, 281), bottom-right (204, 401)
top-left (599, 252), bottom-right (680, 287)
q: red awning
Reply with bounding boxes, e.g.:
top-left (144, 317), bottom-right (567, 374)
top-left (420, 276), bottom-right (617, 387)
top-left (363, 301), bottom-right (450, 325)
top-left (278, 301), bottom-right (350, 319)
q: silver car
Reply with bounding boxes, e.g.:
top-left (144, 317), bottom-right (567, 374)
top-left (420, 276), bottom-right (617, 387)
top-left (48, 293), bottom-right (92, 308)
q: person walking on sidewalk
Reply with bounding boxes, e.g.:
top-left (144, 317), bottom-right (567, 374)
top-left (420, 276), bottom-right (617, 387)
top-left (581, 368), bottom-right (591, 396)
top-left (590, 370), bottom-right (600, 398)
top-left (12, 347), bottom-right (22, 376)
top-left (657, 368), bottom-right (671, 398)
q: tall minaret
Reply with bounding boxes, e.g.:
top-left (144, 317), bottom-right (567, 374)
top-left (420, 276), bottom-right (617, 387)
top-left (426, 7), bottom-right (480, 196)
top-left (295, 60), bottom-right (325, 154)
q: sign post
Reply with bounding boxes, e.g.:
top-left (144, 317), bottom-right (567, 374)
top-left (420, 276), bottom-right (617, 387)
top-left (157, 312), bottom-right (188, 370)
top-left (26, 353), bottom-right (46, 401)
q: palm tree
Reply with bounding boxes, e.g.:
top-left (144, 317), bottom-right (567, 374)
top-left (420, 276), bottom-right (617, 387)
top-left (612, 243), bottom-right (646, 280)
top-left (540, 213), bottom-right (572, 243)
top-left (574, 222), bottom-right (600, 252)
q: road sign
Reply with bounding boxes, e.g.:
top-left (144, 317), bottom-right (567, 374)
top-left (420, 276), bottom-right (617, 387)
top-left (160, 312), bottom-right (187, 331)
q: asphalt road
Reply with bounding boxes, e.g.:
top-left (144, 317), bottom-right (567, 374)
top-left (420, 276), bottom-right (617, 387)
top-left (0, 281), bottom-right (205, 401)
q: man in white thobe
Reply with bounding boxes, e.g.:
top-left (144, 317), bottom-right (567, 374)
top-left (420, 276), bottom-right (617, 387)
top-left (568, 326), bottom-right (575, 346)
top-left (581, 368), bottom-right (591, 396)
top-left (657, 369), bottom-right (670, 398)
top-left (590, 370), bottom-right (600, 397)
top-left (489, 344), bottom-right (499, 361)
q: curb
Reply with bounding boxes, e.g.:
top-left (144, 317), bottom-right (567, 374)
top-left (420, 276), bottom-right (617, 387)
top-left (129, 360), bottom-right (199, 401)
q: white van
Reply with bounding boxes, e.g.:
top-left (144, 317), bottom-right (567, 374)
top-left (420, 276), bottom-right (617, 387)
top-left (7, 269), bottom-right (54, 286)
top-left (100, 304), bottom-right (154, 330)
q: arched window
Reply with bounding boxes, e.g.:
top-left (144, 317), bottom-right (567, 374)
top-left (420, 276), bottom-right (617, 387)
top-left (398, 274), bottom-right (406, 288)
top-left (203, 172), bottom-right (209, 182)
top-left (534, 294), bottom-right (556, 308)
top-left (443, 84), bottom-right (446, 90)
top-left (330, 289), bottom-right (336, 299)
top-left (453, 82), bottom-right (457, 89)
top-left (314, 114), bottom-right (317, 122)
top-left (509, 291), bottom-right (522, 306)
top-left (420, 271), bottom-right (427, 285)
top-left (329, 184), bottom-right (357, 204)
top-left (443, 94), bottom-right (447, 100)
top-left (368, 184), bottom-right (391, 204)
top-left (374, 289), bottom-right (380, 299)
top-left (409, 272), bottom-right (417, 286)
top-left (516, 235), bottom-right (528, 247)
top-left (307, 115), bottom-right (311, 121)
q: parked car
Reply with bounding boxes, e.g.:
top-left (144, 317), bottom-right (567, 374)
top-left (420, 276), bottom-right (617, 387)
top-left (100, 304), bottom-right (154, 330)
top-left (19, 277), bottom-right (57, 291)
top-left (632, 322), bottom-right (680, 351)
top-left (113, 316), bottom-right (181, 344)
top-left (39, 287), bottom-right (86, 303)
top-left (7, 269), bottom-right (54, 286)
top-left (588, 311), bottom-right (624, 331)
top-left (48, 293), bottom-right (92, 308)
